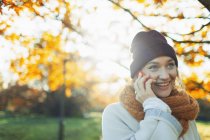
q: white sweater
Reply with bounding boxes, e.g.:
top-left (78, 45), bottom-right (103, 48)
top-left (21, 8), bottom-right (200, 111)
top-left (102, 102), bottom-right (200, 140)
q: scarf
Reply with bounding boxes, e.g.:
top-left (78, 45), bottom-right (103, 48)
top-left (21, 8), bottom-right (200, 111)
top-left (119, 84), bottom-right (199, 136)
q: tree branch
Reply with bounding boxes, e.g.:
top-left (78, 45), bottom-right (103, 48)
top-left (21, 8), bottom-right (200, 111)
top-left (107, 0), bottom-right (210, 44)
top-left (107, 0), bottom-right (151, 31)
top-left (177, 52), bottom-right (210, 59)
top-left (190, 80), bottom-right (210, 93)
top-left (134, 13), bottom-right (210, 20)
top-left (167, 21), bottom-right (210, 35)
top-left (164, 34), bottom-right (210, 44)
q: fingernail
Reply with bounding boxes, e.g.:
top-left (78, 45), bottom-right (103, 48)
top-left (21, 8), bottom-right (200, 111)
top-left (138, 72), bottom-right (142, 77)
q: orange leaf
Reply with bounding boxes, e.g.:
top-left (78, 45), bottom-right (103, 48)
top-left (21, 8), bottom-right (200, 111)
top-left (136, 0), bottom-right (145, 3)
top-left (203, 81), bottom-right (210, 91)
top-left (2, 0), bottom-right (13, 5)
top-left (153, 0), bottom-right (167, 4)
top-left (201, 31), bottom-right (207, 38)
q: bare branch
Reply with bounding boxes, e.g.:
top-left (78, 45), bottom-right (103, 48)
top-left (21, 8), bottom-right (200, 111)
top-left (136, 13), bottom-right (210, 20)
top-left (107, 0), bottom-right (151, 31)
top-left (190, 80), bottom-right (210, 93)
top-left (164, 33), bottom-right (210, 44)
top-left (107, 0), bottom-right (210, 44)
top-left (165, 21), bottom-right (210, 35)
top-left (177, 52), bottom-right (210, 59)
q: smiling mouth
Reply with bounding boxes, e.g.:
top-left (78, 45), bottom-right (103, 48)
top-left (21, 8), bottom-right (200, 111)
top-left (155, 82), bottom-right (170, 89)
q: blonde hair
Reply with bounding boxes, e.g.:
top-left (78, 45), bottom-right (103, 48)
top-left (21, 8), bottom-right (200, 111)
top-left (174, 69), bottom-right (186, 92)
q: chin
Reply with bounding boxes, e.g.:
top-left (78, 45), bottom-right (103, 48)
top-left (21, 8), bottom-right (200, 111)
top-left (152, 84), bottom-right (173, 98)
top-left (153, 89), bottom-right (172, 98)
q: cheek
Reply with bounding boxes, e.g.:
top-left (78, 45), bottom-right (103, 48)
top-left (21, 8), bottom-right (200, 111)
top-left (141, 71), bottom-right (157, 79)
top-left (170, 70), bottom-right (178, 79)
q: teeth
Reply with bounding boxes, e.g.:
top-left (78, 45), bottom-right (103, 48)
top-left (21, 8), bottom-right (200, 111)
top-left (156, 82), bottom-right (170, 86)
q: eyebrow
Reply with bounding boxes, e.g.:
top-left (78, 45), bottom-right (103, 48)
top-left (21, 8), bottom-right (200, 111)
top-left (146, 59), bottom-right (175, 65)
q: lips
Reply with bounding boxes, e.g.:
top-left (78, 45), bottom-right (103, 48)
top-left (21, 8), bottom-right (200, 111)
top-left (155, 82), bottom-right (170, 90)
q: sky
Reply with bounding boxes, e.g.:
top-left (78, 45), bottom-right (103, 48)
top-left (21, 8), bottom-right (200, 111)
top-left (0, 0), bottom-right (210, 93)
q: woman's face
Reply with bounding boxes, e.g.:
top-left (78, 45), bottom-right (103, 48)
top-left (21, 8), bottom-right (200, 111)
top-left (140, 56), bottom-right (178, 98)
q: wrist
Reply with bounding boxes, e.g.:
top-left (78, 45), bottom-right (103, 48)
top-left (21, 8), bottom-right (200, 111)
top-left (143, 97), bottom-right (171, 113)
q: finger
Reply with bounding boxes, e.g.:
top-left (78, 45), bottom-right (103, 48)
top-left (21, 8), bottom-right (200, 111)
top-left (138, 72), bottom-right (142, 77)
top-left (145, 79), bottom-right (156, 95)
top-left (134, 78), bottom-right (140, 92)
top-left (135, 94), bottom-right (143, 103)
top-left (136, 77), bottom-right (145, 92)
top-left (139, 75), bottom-right (150, 90)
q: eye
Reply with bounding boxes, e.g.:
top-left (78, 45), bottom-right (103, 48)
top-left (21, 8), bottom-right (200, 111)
top-left (167, 63), bottom-right (175, 69)
top-left (148, 65), bottom-right (159, 71)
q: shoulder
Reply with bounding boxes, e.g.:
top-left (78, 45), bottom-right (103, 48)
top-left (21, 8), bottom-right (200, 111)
top-left (102, 102), bottom-right (123, 117)
top-left (102, 102), bottom-right (134, 121)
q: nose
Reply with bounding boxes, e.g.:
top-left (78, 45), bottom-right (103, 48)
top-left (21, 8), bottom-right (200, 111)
top-left (158, 68), bottom-right (170, 80)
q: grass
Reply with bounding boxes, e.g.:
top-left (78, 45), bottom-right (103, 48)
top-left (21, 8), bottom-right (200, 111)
top-left (0, 113), bottom-right (209, 140)
top-left (196, 121), bottom-right (210, 140)
top-left (0, 113), bottom-right (102, 140)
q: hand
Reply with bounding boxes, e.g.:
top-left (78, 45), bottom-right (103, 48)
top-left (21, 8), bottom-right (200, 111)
top-left (134, 72), bottom-right (156, 104)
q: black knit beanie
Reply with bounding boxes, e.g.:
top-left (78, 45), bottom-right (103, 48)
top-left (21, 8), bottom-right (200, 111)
top-left (130, 30), bottom-right (178, 79)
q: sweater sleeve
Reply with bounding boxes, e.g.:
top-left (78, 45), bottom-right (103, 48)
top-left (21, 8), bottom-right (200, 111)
top-left (102, 103), bottom-right (182, 140)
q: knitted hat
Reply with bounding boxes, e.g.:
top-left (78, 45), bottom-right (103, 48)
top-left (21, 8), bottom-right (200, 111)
top-left (130, 30), bottom-right (178, 79)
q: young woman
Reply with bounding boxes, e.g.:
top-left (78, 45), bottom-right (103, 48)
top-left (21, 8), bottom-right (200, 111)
top-left (102, 30), bottom-right (200, 140)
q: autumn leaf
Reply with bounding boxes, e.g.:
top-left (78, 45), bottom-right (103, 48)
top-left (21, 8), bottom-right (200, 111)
top-left (65, 87), bottom-right (72, 97)
top-left (189, 89), bottom-right (207, 99)
top-left (201, 31), bottom-right (207, 38)
top-left (5, 33), bottom-right (20, 42)
top-left (203, 81), bottom-right (210, 91)
top-left (136, 0), bottom-right (145, 3)
top-left (0, 8), bottom-right (2, 14)
top-left (198, 46), bottom-right (207, 56)
top-left (177, 12), bottom-right (184, 19)
top-left (13, 6), bottom-right (23, 15)
top-left (153, 0), bottom-right (167, 4)
top-left (174, 43), bottom-right (184, 55)
top-left (2, 0), bottom-right (14, 5)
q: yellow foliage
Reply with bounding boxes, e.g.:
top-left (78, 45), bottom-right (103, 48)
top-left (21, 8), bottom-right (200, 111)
top-left (175, 43), bottom-right (184, 55)
top-left (189, 89), bottom-right (207, 99)
top-left (185, 81), bottom-right (198, 90)
top-left (201, 31), bottom-right (207, 38)
top-left (153, 0), bottom-right (167, 4)
top-left (65, 87), bottom-right (72, 97)
top-left (136, 0), bottom-right (145, 3)
top-left (203, 81), bottom-right (210, 91)
top-left (182, 73), bottom-right (199, 83)
top-left (5, 33), bottom-right (20, 42)
top-left (0, 0), bottom-right (44, 14)
top-left (197, 46), bottom-right (207, 56)
top-left (112, 0), bottom-right (123, 10)
top-left (9, 32), bottom-right (85, 92)
top-left (177, 13), bottom-right (184, 19)
top-left (2, 0), bottom-right (13, 5)
top-left (206, 95), bottom-right (210, 102)
top-left (191, 25), bottom-right (195, 32)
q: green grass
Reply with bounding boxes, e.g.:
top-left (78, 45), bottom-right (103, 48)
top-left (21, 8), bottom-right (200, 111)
top-left (0, 113), bottom-right (102, 140)
top-left (0, 113), bottom-right (209, 140)
top-left (196, 121), bottom-right (210, 140)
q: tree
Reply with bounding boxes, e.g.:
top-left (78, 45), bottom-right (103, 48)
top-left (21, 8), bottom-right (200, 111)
top-left (0, 0), bottom-right (210, 101)
top-left (107, 0), bottom-right (210, 100)
top-left (0, 0), bottom-right (87, 94)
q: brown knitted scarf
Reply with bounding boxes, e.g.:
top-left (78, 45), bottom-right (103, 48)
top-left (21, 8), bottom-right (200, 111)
top-left (119, 84), bottom-right (199, 136)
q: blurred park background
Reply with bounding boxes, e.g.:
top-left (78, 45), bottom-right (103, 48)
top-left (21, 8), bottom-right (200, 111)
top-left (0, 0), bottom-right (210, 140)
